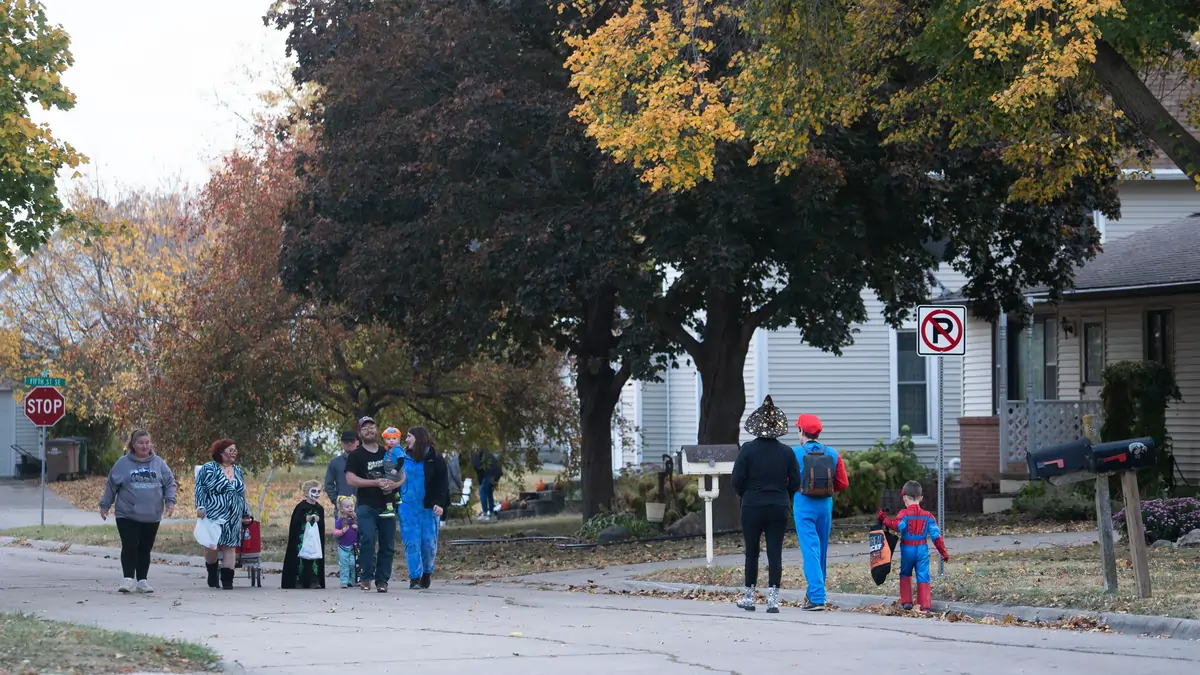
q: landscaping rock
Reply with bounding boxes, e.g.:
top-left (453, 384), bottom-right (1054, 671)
top-left (597, 525), bottom-right (629, 545)
top-left (1150, 539), bottom-right (1176, 549)
top-left (1176, 529), bottom-right (1200, 548)
top-left (666, 512), bottom-right (704, 537)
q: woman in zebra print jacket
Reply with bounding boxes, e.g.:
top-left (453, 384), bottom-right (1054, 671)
top-left (195, 438), bottom-right (252, 590)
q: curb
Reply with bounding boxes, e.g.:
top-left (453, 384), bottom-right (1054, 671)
top-left (593, 578), bottom-right (1200, 641)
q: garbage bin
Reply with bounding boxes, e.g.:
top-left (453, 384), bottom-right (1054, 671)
top-left (45, 439), bottom-right (81, 482)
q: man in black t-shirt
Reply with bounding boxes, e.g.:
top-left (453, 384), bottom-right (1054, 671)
top-left (344, 416), bottom-right (403, 592)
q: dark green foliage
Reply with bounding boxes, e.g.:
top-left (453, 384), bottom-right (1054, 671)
top-left (1100, 360), bottom-right (1182, 492)
top-left (834, 428), bottom-right (928, 517)
top-left (1012, 481), bottom-right (1105, 522)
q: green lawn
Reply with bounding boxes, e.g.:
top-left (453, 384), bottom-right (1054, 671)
top-left (0, 612), bottom-right (220, 674)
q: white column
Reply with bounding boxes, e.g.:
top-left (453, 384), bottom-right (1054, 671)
top-left (753, 328), bottom-right (769, 403)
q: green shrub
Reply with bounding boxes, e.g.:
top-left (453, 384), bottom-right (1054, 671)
top-left (614, 469), bottom-right (701, 526)
top-left (833, 428), bottom-right (927, 517)
top-left (579, 512), bottom-right (654, 541)
top-left (1011, 481), bottom-right (1102, 522)
top-left (95, 448), bottom-right (125, 476)
top-left (1100, 360), bottom-right (1181, 492)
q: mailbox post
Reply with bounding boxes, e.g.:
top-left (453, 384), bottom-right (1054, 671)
top-left (680, 445), bottom-right (739, 566)
top-left (1027, 433), bottom-right (1156, 598)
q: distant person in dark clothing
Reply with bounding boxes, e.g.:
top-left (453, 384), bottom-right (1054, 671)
top-left (732, 396), bottom-right (801, 614)
top-left (471, 449), bottom-right (502, 521)
top-left (324, 430), bottom-right (358, 510)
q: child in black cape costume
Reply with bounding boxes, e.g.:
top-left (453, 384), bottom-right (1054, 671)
top-left (282, 480), bottom-right (326, 589)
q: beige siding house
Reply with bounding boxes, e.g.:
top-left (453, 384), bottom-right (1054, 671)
top-left (958, 177), bottom-right (1200, 490)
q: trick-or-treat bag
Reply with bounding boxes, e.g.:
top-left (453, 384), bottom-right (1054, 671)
top-left (869, 519), bottom-right (899, 586)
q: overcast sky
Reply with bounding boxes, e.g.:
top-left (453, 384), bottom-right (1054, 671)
top-left (37, 1), bottom-right (290, 192)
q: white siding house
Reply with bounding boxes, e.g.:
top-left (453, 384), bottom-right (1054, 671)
top-left (0, 387), bottom-right (42, 478)
top-left (958, 175), bottom-right (1200, 485)
top-left (614, 272), bottom-right (968, 473)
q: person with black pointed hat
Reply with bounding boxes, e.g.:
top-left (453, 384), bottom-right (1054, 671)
top-left (731, 396), bottom-right (802, 614)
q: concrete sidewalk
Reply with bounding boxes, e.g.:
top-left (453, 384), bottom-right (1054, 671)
top-left (0, 479), bottom-right (192, 530)
top-left (503, 530), bottom-right (1099, 587)
top-left (2, 545), bottom-right (1197, 675)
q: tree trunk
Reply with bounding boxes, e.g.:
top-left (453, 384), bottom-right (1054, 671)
top-left (574, 287), bottom-right (631, 521)
top-left (689, 289), bottom-right (757, 531)
top-left (1091, 39), bottom-right (1200, 180)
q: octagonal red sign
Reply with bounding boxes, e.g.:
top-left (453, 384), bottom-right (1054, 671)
top-left (24, 386), bottom-right (65, 427)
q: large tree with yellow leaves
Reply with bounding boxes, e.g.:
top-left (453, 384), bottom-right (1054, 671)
top-left (563, 0), bottom-right (1198, 194)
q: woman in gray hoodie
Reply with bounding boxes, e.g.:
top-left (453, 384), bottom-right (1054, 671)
top-left (99, 430), bottom-right (177, 593)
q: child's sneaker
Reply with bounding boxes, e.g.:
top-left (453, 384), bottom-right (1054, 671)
top-left (117, 578), bottom-right (135, 593)
top-left (135, 579), bottom-right (154, 593)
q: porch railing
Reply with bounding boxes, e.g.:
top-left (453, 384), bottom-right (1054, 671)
top-left (1002, 400), bottom-right (1103, 469)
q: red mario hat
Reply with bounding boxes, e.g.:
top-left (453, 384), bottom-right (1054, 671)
top-left (796, 413), bottom-right (823, 436)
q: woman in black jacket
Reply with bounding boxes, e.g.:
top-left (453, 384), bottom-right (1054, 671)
top-left (731, 396), bottom-right (802, 614)
top-left (399, 426), bottom-right (450, 589)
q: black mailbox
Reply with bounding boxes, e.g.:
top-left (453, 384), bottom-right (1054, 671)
top-left (1086, 437), bottom-right (1156, 474)
top-left (1026, 438), bottom-right (1091, 480)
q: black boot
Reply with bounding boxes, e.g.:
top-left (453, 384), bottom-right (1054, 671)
top-left (409, 578), bottom-right (421, 589)
top-left (220, 568), bottom-right (235, 590)
top-left (420, 573), bottom-right (431, 589)
top-left (206, 563), bottom-right (220, 588)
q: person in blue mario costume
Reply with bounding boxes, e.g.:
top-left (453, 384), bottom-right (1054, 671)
top-left (792, 413), bottom-right (849, 611)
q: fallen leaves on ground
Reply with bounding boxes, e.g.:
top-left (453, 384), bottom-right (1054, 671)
top-left (638, 546), bottom-right (1200, 620)
top-left (0, 612), bottom-right (218, 674)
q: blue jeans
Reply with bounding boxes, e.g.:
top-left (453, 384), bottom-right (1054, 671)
top-left (479, 476), bottom-right (495, 515)
top-left (337, 545), bottom-right (357, 587)
top-left (356, 505), bottom-right (396, 585)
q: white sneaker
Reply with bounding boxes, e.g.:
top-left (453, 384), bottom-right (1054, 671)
top-left (117, 578), bottom-right (135, 593)
top-left (136, 579), bottom-right (154, 593)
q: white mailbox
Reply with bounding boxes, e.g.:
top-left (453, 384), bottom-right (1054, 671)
top-left (679, 445), bottom-right (740, 566)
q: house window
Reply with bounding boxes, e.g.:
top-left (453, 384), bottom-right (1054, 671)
top-left (1005, 316), bottom-right (1058, 400)
top-left (1145, 310), bottom-right (1174, 371)
top-left (1083, 322), bottom-right (1104, 385)
top-left (896, 331), bottom-right (929, 436)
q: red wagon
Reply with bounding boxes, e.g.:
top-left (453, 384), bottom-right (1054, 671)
top-left (236, 519), bottom-right (263, 587)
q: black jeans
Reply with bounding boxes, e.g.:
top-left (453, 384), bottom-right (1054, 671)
top-left (115, 518), bottom-right (160, 580)
top-left (741, 504), bottom-right (789, 588)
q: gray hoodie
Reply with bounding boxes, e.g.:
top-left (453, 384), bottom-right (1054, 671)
top-left (99, 453), bottom-right (177, 523)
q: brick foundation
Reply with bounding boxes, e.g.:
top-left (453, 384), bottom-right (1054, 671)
top-left (959, 416), bottom-right (1000, 487)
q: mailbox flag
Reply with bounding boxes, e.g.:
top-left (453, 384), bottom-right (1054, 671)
top-left (869, 519), bottom-right (898, 586)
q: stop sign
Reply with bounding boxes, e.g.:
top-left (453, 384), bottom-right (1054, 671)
top-left (24, 386), bottom-right (66, 427)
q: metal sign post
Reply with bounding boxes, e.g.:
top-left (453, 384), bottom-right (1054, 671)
top-left (23, 375), bottom-right (68, 527)
top-left (916, 305), bottom-right (966, 578)
top-left (40, 427), bottom-right (47, 526)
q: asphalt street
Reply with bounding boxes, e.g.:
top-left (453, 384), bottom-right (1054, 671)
top-left (1, 545), bottom-right (1197, 675)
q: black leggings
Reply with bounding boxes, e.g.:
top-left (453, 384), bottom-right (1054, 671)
top-left (115, 518), bottom-right (160, 581)
top-left (742, 504), bottom-right (789, 588)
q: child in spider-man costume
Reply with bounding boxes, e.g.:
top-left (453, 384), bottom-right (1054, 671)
top-left (877, 480), bottom-right (950, 611)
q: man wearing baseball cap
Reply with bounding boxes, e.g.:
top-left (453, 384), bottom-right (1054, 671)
top-left (792, 413), bottom-right (849, 611)
top-left (344, 416), bottom-right (402, 592)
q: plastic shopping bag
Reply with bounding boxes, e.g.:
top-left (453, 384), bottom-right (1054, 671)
top-left (298, 521), bottom-right (323, 560)
top-left (869, 519), bottom-right (899, 586)
top-left (194, 517), bottom-right (223, 550)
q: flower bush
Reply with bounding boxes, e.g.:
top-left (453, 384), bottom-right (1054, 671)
top-left (1113, 497), bottom-right (1200, 544)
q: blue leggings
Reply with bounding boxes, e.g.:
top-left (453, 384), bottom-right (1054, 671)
top-left (899, 544), bottom-right (931, 583)
top-left (399, 504), bottom-right (439, 578)
top-left (793, 496), bottom-right (832, 604)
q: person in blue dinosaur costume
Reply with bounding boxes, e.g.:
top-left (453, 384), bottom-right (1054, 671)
top-left (791, 413), bottom-right (849, 611)
top-left (878, 480), bottom-right (951, 611)
top-left (398, 426), bottom-right (451, 589)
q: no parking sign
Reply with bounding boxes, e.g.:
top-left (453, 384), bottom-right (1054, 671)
top-left (917, 305), bottom-right (967, 356)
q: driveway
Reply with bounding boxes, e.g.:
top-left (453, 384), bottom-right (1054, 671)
top-left (2, 544), bottom-right (1198, 675)
top-left (0, 479), bottom-right (108, 529)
